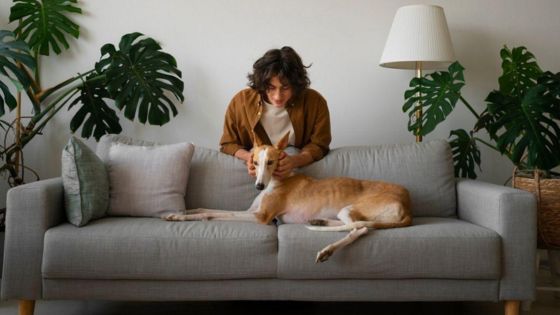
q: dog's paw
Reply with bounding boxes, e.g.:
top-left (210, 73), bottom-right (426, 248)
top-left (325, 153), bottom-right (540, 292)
top-left (163, 213), bottom-right (183, 221)
top-left (315, 247), bottom-right (334, 263)
top-left (308, 219), bottom-right (327, 226)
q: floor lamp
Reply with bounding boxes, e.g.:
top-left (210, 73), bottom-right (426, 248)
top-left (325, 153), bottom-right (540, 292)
top-left (379, 4), bottom-right (455, 142)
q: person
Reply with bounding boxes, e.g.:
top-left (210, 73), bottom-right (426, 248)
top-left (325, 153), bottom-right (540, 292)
top-left (220, 46), bottom-right (331, 178)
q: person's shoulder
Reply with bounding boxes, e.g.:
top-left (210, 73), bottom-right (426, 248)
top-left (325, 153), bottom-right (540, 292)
top-left (232, 87), bottom-right (259, 100)
top-left (228, 88), bottom-right (259, 108)
top-left (302, 88), bottom-right (327, 106)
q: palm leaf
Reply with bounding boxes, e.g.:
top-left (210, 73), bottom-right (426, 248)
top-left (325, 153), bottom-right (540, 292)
top-left (10, 0), bottom-right (81, 56)
top-left (95, 32), bottom-right (184, 125)
top-left (68, 74), bottom-right (121, 140)
top-left (0, 30), bottom-right (35, 116)
top-left (403, 61), bottom-right (465, 136)
top-left (498, 46), bottom-right (542, 98)
top-left (449, 129), bottom-right (481, 179)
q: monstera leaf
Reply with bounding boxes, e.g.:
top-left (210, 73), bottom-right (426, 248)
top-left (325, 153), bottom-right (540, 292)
top-left (449, 129), bottom-right (481, 179)
top-left (403, 61), bottom-right (465, 136)
top-left (498, 46), bottom-right (542, 98)
top-left (10, 0), bottom-right (81, 55)
top-left (538, 71), bottom-right (560, 119)
top-left (0, 30), bottom-right (35, 116)
top-left (69, 74), bottom-right (122, 140)
top-left (95, 32), bottom-right (184, 125)
top-left (486, 84), bottom-right (560, 170)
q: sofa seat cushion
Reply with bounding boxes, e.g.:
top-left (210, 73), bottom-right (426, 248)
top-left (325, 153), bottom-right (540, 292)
top-left (277, 217), bottom-right (500, 280)
top-left (43, 217), bottom-right (278, 280)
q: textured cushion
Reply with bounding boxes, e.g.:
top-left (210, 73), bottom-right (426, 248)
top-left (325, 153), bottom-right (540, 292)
top-left (42, 217), bottom-right (278, 280)
top-left (185, 146), bottom-right (259, 211)
top-left (106, 141), bottom-right (194, 217)
top-left (277, 217), bottom-right (501, 280)
top-left (301, 140), bottom-right (456, 217)
top-left (61, 137), bottom-right (109, 226)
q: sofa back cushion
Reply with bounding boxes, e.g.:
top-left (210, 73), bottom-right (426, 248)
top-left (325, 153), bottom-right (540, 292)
top-left (185, 147), bottom-right (259, 211)
top-left (301, 140), bottom-right (456, 217)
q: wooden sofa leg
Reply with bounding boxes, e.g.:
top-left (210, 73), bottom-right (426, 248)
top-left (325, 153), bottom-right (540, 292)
top-left (504, 300), bottom-right (520, 315)
top-left (19, 300), bottom-right (35, 315)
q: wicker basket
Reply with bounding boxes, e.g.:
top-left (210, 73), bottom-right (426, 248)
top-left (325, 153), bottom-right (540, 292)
top-left (512, 168), bottom-right (560, 249)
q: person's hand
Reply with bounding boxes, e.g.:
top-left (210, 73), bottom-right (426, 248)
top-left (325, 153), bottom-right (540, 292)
top-left (274, 151), bottom-right (295, 179)
top-left (246, 157), bottom-right (256, 177)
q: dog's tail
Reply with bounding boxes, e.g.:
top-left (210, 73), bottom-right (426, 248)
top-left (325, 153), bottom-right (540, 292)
top-left (305, 221), bottom-right (377, 232)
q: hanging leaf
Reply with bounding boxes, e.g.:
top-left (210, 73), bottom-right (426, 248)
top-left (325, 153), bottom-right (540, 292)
top-left (95, 32), bottom-right (184, 125)
top-left (403, 61), bottom-right (465, 136)
top-left (486, 84), bottom-right (560, 170)
top-left (10, 0), bottom-right (81, 56)
top-left (537, 71), bottom-right (560, 120)
top-left (0, 30), bottom-right (35, 116)
top-left (68, 74), bottom-right (122, 140)
top-left (449, 129), bottom-right (481, 179)
top-left (498, 46), bottom-right (542, 98)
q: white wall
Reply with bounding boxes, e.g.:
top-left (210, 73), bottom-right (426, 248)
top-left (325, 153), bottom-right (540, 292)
top-left (2, 0), bottom-right (560, 207)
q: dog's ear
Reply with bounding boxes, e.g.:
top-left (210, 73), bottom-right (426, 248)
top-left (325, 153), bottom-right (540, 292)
top-left (274, 132), bottom-right (290, 150)
top-left (252, 132), bottom-right (264, 148)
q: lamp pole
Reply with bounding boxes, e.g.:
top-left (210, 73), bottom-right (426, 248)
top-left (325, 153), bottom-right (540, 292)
top-left (415, 61), bottom-right (423, 143)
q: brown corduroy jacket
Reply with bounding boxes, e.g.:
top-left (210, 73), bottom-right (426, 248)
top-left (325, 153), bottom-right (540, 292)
top-left (220, 88), bottom-right (331, 161)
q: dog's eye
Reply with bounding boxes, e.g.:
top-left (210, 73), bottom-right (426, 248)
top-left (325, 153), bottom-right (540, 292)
top-left (267, 160), bottom-right (274, 166)
top-left (253, 160), bottom-right (258, 166)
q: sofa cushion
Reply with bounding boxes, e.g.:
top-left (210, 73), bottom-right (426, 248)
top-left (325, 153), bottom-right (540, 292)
top-left (61, 136), bottom-right (109, 226)
top-left (277, 217), bottom-right (500, 280)
top-left (185, 146), bottom-right (259, 211)
top-left (301, 140), bottom-right (456, 217)
top-left (42, 218), bottom-right (278, 280)
top-left (106, 142), bottom-right (194, 217)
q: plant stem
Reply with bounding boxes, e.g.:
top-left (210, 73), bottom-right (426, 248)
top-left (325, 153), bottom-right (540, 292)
top-left (38, 69), bottom-right (97, 102)
top-left (474, 137), bottom-right (499, 152)
top-left (459, 95), bottom-right (480, 119)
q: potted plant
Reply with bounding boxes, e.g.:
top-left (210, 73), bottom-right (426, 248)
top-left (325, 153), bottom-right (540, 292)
top-left (402, 46), bottom-right (560, 248)
top-left (1, 0), bottom-right (184, 188)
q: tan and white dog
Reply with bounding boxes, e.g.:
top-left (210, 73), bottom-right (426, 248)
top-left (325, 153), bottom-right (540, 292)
top-left (165, 133), bottom-right (412, 262)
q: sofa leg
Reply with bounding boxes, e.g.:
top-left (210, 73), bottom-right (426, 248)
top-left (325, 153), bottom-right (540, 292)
top-left (19, 300), bottom-right (35, 315)
top-left (504, 300), bottom-right (519, 315)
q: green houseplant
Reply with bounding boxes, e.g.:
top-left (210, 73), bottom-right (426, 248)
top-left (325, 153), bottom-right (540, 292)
top-left (402, 46), bottom-right (560, 247)
top-left (403, 46), bottom-right (560, 179)
top-left (1, 0), bottom-right (184, 188)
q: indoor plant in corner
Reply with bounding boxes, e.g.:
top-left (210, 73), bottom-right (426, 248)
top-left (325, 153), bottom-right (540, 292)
top-left (0, 0), bottom-right (184, 190)
top-left (402, 46), bottom-right (560, 248)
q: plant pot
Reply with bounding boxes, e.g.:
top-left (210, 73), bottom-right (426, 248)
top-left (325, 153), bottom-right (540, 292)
top-left (513, 169), bottom-right (560, 249)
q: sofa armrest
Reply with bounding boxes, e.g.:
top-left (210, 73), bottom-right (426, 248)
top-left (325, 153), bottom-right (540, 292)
top-left (456, 178), bottom-right (537, 301)
top-left (1, 178), bottom-right (65, 300)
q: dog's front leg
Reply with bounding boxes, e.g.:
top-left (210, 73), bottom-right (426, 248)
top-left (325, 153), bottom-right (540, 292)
top-left (315, 227), bottom-right (368, 263)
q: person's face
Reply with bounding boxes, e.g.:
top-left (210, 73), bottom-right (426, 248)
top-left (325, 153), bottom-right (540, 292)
top-left (265, 76), bottom-right (293, 108)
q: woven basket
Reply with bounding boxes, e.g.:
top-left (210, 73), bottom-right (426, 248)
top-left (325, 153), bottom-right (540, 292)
top-left (512, 168), bottom-right (560, 249)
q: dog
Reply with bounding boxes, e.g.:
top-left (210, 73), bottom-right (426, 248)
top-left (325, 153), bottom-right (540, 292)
top-left (164, 132), bottom-right (412, 262)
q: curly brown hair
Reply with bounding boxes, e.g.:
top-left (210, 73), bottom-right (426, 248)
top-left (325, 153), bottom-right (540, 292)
top-left (247, 46), bottom-right (311, 99)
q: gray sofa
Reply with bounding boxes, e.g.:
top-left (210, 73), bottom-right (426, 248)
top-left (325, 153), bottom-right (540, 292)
top-left (1, 139), bottom-right (536, 315)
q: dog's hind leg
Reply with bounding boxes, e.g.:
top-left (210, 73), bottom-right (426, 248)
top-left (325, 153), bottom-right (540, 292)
top-left (315, 227), bottom-right (368, 263)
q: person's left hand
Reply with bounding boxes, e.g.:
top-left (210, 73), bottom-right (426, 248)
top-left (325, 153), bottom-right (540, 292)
top-left (274, 151), bottom-right (295, 179)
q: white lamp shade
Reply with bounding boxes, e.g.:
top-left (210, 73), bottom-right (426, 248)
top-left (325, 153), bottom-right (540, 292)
top-left (380, 5), bottom-right (455, 70)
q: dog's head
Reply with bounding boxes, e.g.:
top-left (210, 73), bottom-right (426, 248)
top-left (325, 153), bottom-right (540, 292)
top-left (251, 132), bottom-right (290, 190)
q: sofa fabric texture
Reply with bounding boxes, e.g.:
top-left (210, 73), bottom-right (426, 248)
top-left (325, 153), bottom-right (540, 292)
top-left (61, 136), bottom-right (109, 226)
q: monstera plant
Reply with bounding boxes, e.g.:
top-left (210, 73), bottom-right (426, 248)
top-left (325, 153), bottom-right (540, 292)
top-left (0, 0), bottom-right (184, 187)
top-left (403, 46), bottom-right (560, 179)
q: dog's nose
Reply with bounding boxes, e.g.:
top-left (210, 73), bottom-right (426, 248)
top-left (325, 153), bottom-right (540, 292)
top-left (255, 183), bottom-right (265, 190)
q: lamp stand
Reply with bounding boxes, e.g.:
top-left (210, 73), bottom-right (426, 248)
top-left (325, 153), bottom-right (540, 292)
top-left (415, 61), bottom-right (423, 142)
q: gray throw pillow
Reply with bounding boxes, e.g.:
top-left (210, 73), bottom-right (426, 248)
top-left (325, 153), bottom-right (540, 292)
top-left (106, 141), bottom-right (195, 217)
top-left (61, 136), bottom-right (109, 226)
